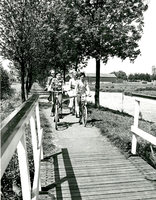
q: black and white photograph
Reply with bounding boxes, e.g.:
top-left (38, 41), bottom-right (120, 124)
top-left (1, 0), bottom-right (156, 199)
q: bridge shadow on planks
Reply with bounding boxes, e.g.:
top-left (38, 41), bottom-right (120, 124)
top-left (42, 148), bottom-right (82, 200)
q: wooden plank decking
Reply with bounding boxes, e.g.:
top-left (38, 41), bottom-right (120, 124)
top-left (39, 113), bottom-right (156, 200)
top-left (31, 83), bottom-right (156, 200)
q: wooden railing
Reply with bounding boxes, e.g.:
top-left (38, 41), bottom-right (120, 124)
top-left (1, 94), bottom-right (43, 200)
top-left (131, 93), bottom-right (156, 154)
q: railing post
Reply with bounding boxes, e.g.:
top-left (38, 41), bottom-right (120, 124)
top-left (36, 102), bottom-right (41, 138)
top-left (17, 131), bottom-right (31, 200)
top-left (131, 99), bottom-right (140, 154)
top-left (30, 116), bottom-right (38, 158)
top-left (1, 94), bottom-right (43, 200)
top-left (30, 115), bottom-right (42, 193)
top-left (36, 102), bottom-right (43, 160)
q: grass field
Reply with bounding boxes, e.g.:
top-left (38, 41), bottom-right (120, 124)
top-left (87, 103), bottom-right (156, 169)
top-left (90, 82), bottom-right (156, 96)
top-left (10, 81), bottom-right (156, 96)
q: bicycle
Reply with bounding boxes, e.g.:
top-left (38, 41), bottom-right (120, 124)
top-left (71, 96), bottom-right (76, 115)
top-left (52, 91), bottom-right (62, 130)
top-left (79, 94), bottom-right (88, 127)
top-left (53, 91), bottom-right (76, 130)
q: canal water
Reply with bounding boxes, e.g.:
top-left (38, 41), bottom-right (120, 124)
top-left (90, 92), bottom-right (156, 123)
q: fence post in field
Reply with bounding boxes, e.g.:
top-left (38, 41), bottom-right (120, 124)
top-left (131, 99), bottom-right (140, 154)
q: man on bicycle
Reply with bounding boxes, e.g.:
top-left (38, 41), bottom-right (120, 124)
top-left (51, 71), bottom-right (64, 117)
top-left (75, 72), bottom-right (91, 119)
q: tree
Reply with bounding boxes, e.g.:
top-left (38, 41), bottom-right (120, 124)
top-left (0, 0), bottom-right (60, 100)
top-left (111, 70), bottom-right (127, 80)
top-left (72, 0), bottom-right (148, 107)
top-left (0, 63), bottom-right (11, 99)
top-left (46, 0), bottom-right (87, 77)
top-left (151, 74), bottom-right (156, 81)
top-left (0, 0), bottom-right (149, 105)
top-left (128, 73), bottom-right (151, 82)
top-left (144, 73), bottom-right (151, 82)
top-left (0, 0), bottom-right (41, 101)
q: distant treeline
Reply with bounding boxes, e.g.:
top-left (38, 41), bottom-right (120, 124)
top-left (128, 73), bottom-right (156, 82)
top-left (111, 70), bottom-right (156, 82)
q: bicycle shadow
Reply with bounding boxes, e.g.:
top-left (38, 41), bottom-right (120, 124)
top-left (55, 120), bottom-right (79, 131)
top-left (56, 118), bottom-right (103, 131)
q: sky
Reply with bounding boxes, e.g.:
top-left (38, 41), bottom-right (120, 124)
top-left (85, 0), bottom-right (156, 75)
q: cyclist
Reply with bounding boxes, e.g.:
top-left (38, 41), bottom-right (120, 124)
top-left (75, 72), bottom-right (91, 120)
top-left (51, 71), bottom-right (64, 118)
top-left (68, 70), bottom-right (78, 115)
top-left (44, 69), bottom-right (55, 103)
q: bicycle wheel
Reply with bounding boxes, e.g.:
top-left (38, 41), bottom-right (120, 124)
top-left (79, 113), bottom-right (82, 124)
top-left (54, 104), bottom-right (59, 130)
top-left (82, 105), bottom-right (87, 127)
top-left (79, 101), bottom-right (82, 124)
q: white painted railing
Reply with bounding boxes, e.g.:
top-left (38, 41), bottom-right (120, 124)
top-left (1, 94), bottom-right (43, 200)
top-left (131, 93), bottom-right (156, 154)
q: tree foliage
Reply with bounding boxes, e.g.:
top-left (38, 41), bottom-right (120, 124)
top-left (0, 0), bottom-right (149, 104)
top-left (69, 0), bottom-right (148, 107)
top-left (0, 0), bottom-right (41, 101)
top-left (128, 73), bottom-right (151, 82)
top-left (111, 70), bottom-right (127, 80)
top-left (151, 74), bottom-right (156, 81)
top-left (0, 63), bottom-right (12, 99)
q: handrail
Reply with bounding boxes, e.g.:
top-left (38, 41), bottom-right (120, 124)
top-left (0, 94), bottom-right (43, 200)
top-left (131, 93), bottom-right (156, 154)
top-left (131, 93), bottom-right (156, 100)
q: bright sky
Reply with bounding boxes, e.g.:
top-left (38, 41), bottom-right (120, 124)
top-left (85, 0), bottom-right (156, 75)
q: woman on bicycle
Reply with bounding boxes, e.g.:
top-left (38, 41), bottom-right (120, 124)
top-left (44, 69), bottom-right (55, 103)
top-left (68, 70), bottom-right (78, 115)
top-left (51, 71), bottom-right (64, 117)
top-left (75, 72), bottom-right (91, 119)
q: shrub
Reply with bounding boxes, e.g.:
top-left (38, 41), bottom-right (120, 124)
top-left (0, 66), bottom-right (12, 99)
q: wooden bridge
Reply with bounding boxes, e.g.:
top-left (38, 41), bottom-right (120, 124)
top-left (1, 83), bottom-right (156, 200)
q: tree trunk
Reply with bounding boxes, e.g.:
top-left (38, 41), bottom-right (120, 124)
top-left (27, 65), bottom-right (33, 95)
top-left (28, 71), bottom-right (32, 92)
top-left (95, 58), bottom-right (100, 108)
top-left (75, 61), bottom-right (78, 71)
top-left (21, 62), bottom-right (26, 102)
top-left (63, 63), bottom-right (66, 82)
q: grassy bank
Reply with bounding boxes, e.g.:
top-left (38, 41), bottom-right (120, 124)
top-left (1, 83), bottom-right (21, 121)
top-left (87, 103), bottom-right (156, 169)
top-left (39, 102), bottom-right (59, 156)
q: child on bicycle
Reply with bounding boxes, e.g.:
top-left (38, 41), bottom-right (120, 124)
top-left (75, 72), bottom-right (91, 119)
top-left (51, 71), bottom-right (64, 117)
top-left (68, 70), bottom-right (78, 115)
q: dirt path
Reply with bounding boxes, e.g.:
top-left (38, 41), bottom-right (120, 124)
top-left (39, 97), bottom-right (108, 154)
